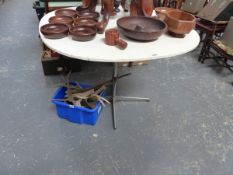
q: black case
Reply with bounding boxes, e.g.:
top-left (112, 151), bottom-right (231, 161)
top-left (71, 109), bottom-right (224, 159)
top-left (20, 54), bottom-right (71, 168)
top-left (41, 55), bottom-right (82, 75)
top-left (33, 1), bottom-right (45, 21)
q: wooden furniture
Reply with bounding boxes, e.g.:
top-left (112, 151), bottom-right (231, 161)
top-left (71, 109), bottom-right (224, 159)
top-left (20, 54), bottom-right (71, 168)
top-left (153, 0), bottom-right (162, 7)
top-left (162, 0), bottom-right (185, 9)
top-left (196, 18), bottom-right (228, 62)
top-left (182, 0), bottom-right (207, 14)
top-left (197, 0), bottom-right (233, 22)
top-left (39, 7), bottom-right (200, 129)
top-left (198, 17), bottom-right (233, 72)
top-left (130, 0), bottom-right (154, 16)
top-left (205, 41), bottom-right (233, 72)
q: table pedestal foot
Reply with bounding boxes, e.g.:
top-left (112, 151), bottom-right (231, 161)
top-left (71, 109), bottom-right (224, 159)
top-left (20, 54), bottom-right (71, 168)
top-left (116, 96), bottom-right (150, 102)
top-left (111, 63), bottom-right (150, 129)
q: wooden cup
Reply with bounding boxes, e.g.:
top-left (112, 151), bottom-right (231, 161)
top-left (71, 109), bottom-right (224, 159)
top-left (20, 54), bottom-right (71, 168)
top-left (105, 29), bottom-right (127, 50)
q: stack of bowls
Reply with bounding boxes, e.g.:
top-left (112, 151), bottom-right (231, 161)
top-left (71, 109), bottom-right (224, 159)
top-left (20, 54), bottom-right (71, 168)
top-left (40, 8), bottom-right (100, 41)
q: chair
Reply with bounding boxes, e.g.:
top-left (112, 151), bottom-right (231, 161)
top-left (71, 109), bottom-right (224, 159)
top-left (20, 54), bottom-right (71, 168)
top-left (162, 0), bottom-right (185, 9)
top-left (153, 0), bottom-right (162, 7)
top-left (197, 18), bottom-right (228, 61)
top-left (182, 0), bottom-right (207, 15)
top-left (199, 17), bottom-right (233, 72)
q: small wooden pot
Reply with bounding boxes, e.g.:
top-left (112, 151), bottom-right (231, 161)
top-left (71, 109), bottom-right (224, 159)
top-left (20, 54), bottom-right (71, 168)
top-left (105, 29), bottom-right (127, 50)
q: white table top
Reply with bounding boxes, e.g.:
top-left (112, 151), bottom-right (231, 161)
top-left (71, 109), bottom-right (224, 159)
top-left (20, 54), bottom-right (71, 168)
top-left (39, 7), bottom-right (200, 62)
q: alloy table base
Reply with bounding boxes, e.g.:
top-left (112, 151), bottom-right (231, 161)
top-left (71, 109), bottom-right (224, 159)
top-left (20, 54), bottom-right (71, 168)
top-left (111, 63), bottom-right (150, 129)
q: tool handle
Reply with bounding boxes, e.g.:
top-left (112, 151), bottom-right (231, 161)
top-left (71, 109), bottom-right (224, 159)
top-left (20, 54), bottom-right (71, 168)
top-left (116, 39), bottom-right (128, 50)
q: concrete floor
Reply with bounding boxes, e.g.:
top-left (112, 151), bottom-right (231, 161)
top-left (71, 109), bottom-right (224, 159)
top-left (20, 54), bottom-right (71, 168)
top-left (1, 0), bottom-right (233, 175)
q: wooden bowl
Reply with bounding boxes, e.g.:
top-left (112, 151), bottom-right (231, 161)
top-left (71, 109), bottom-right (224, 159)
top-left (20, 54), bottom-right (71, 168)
top-left (117, 16), bottom-right (167, 41)
top-left (74, 18), bottom-right (97, 28)
top-left (165, 10), bottom-right (196, 37)
top-left (49, 16), bottom-right (74, 27)
top-left (69, 26), bottom-right (97, 41)
top-left (154, 7), bottom-right (179, 20)
top-left (76, 9), bottom-right (92, 14)
top-left (77, 11), bottom-right (100, 20)
top-left (40, 24), bottom-right (69, 39)
top-left (55, 9), bottom-right (77, 18)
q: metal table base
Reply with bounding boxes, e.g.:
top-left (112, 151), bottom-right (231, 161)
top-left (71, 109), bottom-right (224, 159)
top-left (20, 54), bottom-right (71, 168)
top-left (111, 63), bottom-right (150, 129)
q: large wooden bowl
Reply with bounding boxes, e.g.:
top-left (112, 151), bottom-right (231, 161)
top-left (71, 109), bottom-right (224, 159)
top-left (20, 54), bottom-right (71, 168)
top-left (117, 16), bottom-right (167, 41)
top-left (40, 24), bottom-right (69, 39)
top-left (69, 26), bottom-right (97, 41)
top-left (165, 10), bottom-right (196, 37)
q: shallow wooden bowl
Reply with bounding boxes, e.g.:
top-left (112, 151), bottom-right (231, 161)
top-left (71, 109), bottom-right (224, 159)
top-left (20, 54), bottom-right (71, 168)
top-left (40, 24), bottom-right (69, 39)
top-left (77, 11), bottom-right (100, 20)
top-left (74, 18), bottom-right (97, 28)
top-left (49, 16), bottom-right (74, 26)
top-left (117, 16), bottom-right (167, 41)
top-left (55, 9), bottom-right (77, 18)
top-left (69, 26), bottom-right (97, 41)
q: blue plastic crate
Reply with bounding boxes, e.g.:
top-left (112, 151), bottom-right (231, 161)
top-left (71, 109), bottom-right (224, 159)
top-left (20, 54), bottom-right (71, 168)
top-left (52, 82), bottom-right (105, 126)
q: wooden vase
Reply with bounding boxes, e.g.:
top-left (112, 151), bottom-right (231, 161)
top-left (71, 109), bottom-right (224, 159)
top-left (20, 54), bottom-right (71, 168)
top-left (82, 0), bottom-right (91, 7)
top-left (77, 0), bottom-right (98, 12)
top-left (101, 0), bottom-right (116, 16)
top-left (141, 0), bottom-right (154, 16)
top-left (130, 0), bottom-right (154, 16)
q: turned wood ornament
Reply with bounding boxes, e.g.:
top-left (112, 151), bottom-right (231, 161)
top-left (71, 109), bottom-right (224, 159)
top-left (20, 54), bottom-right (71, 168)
top-left (141, 0), bottom-right (154, 16)
top-left (130, 0), bottom-right (154, 16)
top-left (130, 0), bottom-right (139, 16)
top-left (105, 29), bottom-right (128, 50)
top-left (101, 0), bottom-right (116, 16)
top-left (82, 0), bottom-right (91, 7)
top-left (96, 13), bottom-right (110, 34)
top-left (76, 0), bottom-right (98, 12)
top-left (96, 0), bottom-right (116, 34)
top-left (121, 0), bottom-right (129, 12)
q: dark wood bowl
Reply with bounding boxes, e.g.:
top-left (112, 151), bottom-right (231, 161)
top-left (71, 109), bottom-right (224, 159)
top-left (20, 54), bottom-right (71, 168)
top-left (49, 16), bottom-right (74, 27)
top-left (40, 24), bottom-right (69, 39)
top-left (55, 9), bottom-right (77, 18)
top-left (77, 11), bottom-right (100, 20)
top-left (74, 18), bottom-right (97, 28)
top-left (117, 16), bottom-right (167, 41)
top-left (76, 9), bottom-right (92, 14)
top-left (69, 26), bottom-right (97, 41)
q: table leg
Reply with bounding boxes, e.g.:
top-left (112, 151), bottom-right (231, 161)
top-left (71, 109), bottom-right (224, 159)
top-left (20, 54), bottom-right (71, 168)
top-left (112, 63), bottom-right (118, 129)
top-left (111, 63), bottom-right (150, 129)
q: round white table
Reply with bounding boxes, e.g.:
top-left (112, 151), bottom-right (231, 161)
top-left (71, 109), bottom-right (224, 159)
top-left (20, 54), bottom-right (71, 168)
top-left (39, 7), bottom-right (200, 129)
